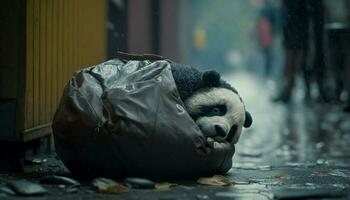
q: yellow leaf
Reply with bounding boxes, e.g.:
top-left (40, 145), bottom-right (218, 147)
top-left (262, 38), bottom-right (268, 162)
top-left (197, 175), bottom-right (231, 186)
top-left (155, 182), bottom-right (178, 191)
top-left (95, 182), bottom-right (130, 194)
top-left (275, 172), bottom-right (289, 180)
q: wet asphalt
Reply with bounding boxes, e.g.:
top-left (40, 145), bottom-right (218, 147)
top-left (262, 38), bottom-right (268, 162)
top-left (1, 72), bottom-right (350, 199)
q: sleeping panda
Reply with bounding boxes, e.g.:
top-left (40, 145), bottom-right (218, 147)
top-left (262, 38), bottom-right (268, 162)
top-left (170, 63), bottom-right (252, 143)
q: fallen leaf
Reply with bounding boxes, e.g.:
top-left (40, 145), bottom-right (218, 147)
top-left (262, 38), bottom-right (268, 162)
top-left (197, 175), bottom-right (231, 186)
top-left (275, 172), bottom-right (289, 180)
top-left (95, 182), bottom-right (130, 194)
top-left (311, 171), bottom-right (328, 177)
top-left (155, 182), bottom-right (178, 191)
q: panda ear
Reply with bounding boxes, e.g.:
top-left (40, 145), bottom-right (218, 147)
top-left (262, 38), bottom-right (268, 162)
top-left (202, 70), bottom-right (221, 87)
top-left (244, 111), bottom-right (252, 128)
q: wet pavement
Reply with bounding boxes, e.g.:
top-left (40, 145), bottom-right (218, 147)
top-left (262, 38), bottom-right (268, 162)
top-left (1, 72), bottom-right (350, 199)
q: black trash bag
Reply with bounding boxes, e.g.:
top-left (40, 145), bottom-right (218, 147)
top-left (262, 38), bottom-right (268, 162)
top-left (52, 58), bottom-right (234, 180)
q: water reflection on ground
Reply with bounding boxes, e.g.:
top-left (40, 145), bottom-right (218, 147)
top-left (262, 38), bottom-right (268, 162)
top-left (226, 72), bottom-right (350, 199)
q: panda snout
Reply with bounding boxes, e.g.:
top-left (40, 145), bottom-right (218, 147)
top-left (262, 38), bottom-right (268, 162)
top-left (215, 125), bottom-right (227, 137)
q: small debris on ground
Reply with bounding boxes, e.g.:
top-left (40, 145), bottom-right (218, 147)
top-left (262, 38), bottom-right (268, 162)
top-left (7, 180), bottom-right (47, 196)
top-left (124, 177), bottom-right (155, 189)
top-left (155, 182), bottom-right (178, 191)
top-left (0, 186), bottom-right (16, 196)
top-left (197, 175), bottom-right (231, 186)
top-left (40, 175), bottom-right (80, 187)
top-left (92, 177), bottom-right (130, 194)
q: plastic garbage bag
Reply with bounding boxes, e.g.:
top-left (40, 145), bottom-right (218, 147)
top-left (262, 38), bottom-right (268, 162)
top-left (52, 57), bottom-right (234, 179)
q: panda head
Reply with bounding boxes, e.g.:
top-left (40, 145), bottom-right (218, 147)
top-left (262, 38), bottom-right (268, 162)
top-left (184, 70), bottom-right (252, 143)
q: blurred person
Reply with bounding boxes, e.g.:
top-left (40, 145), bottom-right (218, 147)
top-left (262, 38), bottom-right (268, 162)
top-left (257, 0), bottom-right (279, 78)
top-left (324, 0), bottom-right (350, 110)
top-left (257, 0), bottom-right (273, 78)
top-left (274, 0), bottom-right (327, 103)
top-left (304, 0), bottom-right (326, 102)
top-left (342, 0), bottom-right (350, 112)
top-left (274, 0), bottom-right (309, 102)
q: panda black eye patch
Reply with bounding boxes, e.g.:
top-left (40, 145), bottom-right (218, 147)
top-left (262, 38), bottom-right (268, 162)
top-left (192, 105), bottom-right (227, 119)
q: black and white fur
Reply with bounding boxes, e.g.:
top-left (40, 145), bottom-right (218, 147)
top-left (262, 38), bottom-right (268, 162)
top-left (170, 63), bottom-right (252, 143)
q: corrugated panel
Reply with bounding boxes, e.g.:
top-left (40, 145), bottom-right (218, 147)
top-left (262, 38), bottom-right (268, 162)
top-left (25, 0), bottom-right (106, 140)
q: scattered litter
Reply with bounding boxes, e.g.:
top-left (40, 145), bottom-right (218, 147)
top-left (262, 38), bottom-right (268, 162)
top-left (275, 172), bottom-right (289, 180)
top-left (7, 180), bottom-right (47, 196)
top-left (92, 177), bottom-right (117, 186)
top-left (40, 175), bottom-right (80, 187)
top-left (124, 178), bottom-right (155, 189)
top-left (155, 182), bottom-right (178, 191)
top-left (0, 186), bottom-right (16, 196)
top-left (92, 177), bottom-right (130, 194)
top-left (197, 175), bottom-right (231, 186)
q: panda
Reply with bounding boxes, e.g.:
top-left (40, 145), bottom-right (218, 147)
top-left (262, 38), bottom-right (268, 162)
top-left (170, 63), bottom-right (252, 143)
